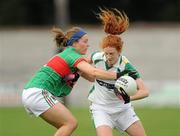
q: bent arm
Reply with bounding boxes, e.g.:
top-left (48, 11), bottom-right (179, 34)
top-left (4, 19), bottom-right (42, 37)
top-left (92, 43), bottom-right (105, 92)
top-left (76, 61), bottom-right (117, 80)
top-left (130, 78), bottom-right (149, 101)
top-left (84, 56), bottom-right (93, 64)
top-left (80, 72), bottom-right (95, 82)
top-left (80, 56), bottom-right (95, 82)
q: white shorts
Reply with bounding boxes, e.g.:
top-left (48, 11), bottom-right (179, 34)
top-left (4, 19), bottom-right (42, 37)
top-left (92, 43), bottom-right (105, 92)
top-left (90, 104), bottom-right (139, 132)
top-left (22, 88), bottom-right (59, 117)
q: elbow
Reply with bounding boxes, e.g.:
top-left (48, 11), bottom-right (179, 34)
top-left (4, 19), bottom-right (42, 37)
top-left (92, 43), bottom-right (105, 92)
top-left (144, 89), bottom-right (150, 98)
top-left (81, 74), bottom-right (95, 82)
top-left (83, 70), bottom-right (96, 82)
top-left (89, 69), bottom-right (97, 79)
top-left (89, 79), bottom-right (95, 82)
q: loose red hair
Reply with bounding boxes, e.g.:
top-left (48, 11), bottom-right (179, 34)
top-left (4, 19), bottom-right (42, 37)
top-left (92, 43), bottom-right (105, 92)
top-left (97, 8), bottom-right (129, 52)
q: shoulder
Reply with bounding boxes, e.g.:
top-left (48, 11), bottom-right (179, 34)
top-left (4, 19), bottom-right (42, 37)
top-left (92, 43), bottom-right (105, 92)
top-left (68, 47), bottom-right (81, 56)
top-left (59, 47), bottom-right (82, 59)
top-left (57, 47), bottom-right (84, 67)
top-left (121, 56), bottom-right (141, 79)
top-left (121, 55), bottom-right (130, 64)
top-left (91, 51), bottom-right (104, 62)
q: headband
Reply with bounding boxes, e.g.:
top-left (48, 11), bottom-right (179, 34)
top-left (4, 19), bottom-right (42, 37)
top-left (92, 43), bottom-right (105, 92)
top-left (67, 30), bottom-right (87, 46)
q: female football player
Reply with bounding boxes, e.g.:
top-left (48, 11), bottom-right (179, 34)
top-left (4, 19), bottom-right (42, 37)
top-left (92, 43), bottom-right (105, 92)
top-left (87, 9), bottom-right (149, 136)
top-left (22, 26), bottom-right (125, 136)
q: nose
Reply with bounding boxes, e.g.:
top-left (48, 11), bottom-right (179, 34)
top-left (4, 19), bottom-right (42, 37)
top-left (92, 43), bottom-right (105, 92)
top-left (106, 55), bottom-right (111, 60)
top-left (86, 44), bottom-right (90, 48)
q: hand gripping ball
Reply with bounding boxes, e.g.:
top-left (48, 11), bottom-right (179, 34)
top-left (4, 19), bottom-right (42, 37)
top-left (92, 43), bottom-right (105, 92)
top-left (115, 75), bottom-right (137, 96)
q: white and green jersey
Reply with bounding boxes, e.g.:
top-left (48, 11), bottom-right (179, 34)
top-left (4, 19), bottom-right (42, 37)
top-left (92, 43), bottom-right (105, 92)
top-left (88, 51), bottom-right (140, 113)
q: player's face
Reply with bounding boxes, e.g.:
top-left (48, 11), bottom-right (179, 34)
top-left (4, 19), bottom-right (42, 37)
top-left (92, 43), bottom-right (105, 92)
top-left (103, 46), bottom-right (120, 66)
top-left (75, 34), bottom-right (89, 55)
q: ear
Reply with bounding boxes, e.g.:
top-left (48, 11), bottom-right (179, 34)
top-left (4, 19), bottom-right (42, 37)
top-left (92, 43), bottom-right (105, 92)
top-left (72, 41), bottom-right (78, 47)
top-left (118, 50), bottom-right (122, 55)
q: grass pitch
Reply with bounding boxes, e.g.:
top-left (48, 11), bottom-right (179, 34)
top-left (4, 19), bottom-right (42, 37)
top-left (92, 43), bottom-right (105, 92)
top-left (0, 107), bottom-right (179, 136)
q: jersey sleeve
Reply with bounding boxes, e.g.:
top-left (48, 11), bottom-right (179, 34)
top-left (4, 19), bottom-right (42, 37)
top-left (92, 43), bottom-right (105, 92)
top-left (59, 48), bottom-right (86, 68)
top-left (122, 56), bottom-right (141, 79)
top-left (73, 58), bottom-right (86, 67)
top-left (68, 53), bottom-right (86, 68)
top-left (91, 51), bottom-right (104, 64)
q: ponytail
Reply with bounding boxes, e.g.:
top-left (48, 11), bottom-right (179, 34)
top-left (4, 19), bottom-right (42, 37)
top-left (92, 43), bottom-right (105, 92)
top-left (52, 27), bottom-right (86, 49)
top-left (98, 8), bottom-right (129, 35)
top-left (51, 27), bottom-right (68, 48)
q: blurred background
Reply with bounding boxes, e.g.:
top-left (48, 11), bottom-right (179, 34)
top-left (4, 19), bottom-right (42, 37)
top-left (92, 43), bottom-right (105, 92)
top-left (0, 0), bottom-right (180, 136)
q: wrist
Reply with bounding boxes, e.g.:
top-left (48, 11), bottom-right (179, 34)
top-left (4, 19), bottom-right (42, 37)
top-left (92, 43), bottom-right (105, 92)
top-left (116, 72), bottom-right (121, 79)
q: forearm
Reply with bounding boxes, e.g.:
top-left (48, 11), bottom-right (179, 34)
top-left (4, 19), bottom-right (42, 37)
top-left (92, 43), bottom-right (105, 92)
top-left (130, 78), bottom-right (149, 101)
top-left (130, 89), bottom-right (149, 101)
top-left (77, 61), bottom-right (117, 80)
top-left (93, 68), bottom-right (117, 80)
top-left (80, 72), bottom-right (95, 82)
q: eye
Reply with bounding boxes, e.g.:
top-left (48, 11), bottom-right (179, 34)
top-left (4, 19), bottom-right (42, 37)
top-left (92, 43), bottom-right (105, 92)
top-left (84, 40), bottom-right (88, 44)
top-left (84, 39), bottom-right (88, 43)
top-left (105, 52), bottom-right (108, 56)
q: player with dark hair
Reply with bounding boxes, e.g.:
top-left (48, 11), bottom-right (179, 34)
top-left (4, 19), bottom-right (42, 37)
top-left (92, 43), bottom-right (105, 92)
top-left (22, 26), bottom-right (125, 136)
top-left (87, 9), bottom-right (149, 136)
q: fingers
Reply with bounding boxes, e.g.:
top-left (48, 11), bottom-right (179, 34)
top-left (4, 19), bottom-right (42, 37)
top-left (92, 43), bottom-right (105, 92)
top-left (119, 87), bottom-right (130, 104)
top-left (114, 87), bottom-right (130, 104)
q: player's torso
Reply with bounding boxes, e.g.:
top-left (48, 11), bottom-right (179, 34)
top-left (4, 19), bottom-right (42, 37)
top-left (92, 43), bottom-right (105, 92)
top-left (24, 48), bottom-right (83, 97)
top-left (88, 52), bottom-right (127, 105)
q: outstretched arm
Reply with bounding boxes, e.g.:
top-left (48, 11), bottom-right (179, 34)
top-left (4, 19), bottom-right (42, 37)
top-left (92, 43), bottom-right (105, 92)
top-left (80, 72), bottom-right (95, 82)
top-left (79, 56), bottom-right (95, 82)
top-left (77, 61), bottom-right (117, 80)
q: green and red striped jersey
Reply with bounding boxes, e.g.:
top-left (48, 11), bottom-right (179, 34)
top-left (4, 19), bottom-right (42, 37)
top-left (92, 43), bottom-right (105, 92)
top-left (24, 47), bottom-right (85, 97)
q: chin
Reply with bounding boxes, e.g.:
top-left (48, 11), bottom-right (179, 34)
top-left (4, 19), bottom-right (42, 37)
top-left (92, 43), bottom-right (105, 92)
top-left (82, 50), bottom-right (87, 55)
top-left (108, 61), bottom-right (115, 66)
top-left (81, 52), bottom-right (86, 55)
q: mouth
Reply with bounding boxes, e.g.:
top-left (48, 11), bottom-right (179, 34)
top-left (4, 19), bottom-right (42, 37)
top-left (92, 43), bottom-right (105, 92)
top-left (82, 48), bottom-right (88, 54)
top-left (108, 60), bottom-right (112, 62)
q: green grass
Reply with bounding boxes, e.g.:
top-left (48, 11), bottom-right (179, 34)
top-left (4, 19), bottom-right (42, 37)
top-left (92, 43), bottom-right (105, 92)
top-left (0, 107), bottom-right (179, 136)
